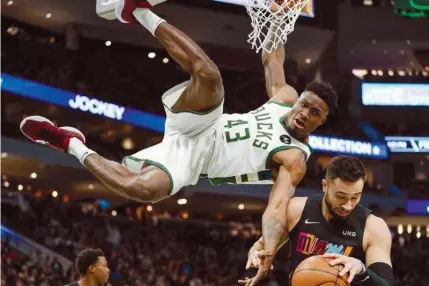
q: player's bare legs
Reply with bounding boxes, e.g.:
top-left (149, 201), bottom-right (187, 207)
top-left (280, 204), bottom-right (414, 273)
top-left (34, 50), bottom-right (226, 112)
top-left (20, 1), bottom-right (223, 204)
top-left (154, 23), bottom-right (224, 112)
top-left (20, 116), bottom-right (170, 203)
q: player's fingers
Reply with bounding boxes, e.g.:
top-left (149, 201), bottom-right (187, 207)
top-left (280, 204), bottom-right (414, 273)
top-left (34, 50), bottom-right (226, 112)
top-left (238, 278), bottom-right (250, 284)
top-left (329, 257), bottom-right (346, 266)
top-left (323, 253), bottom-right (339, 258)
top-left (246, 277), bottom-right (256, 286)
top-left (246, 258), bottom-right (252, 270)
top-left (347, 268), bottom-right (356, 283)
top-left (252, 255), bottom-right (260, 268)
top-left (256, 250), bottom-right (265, 258)
top-left (339, 263), bottom-right (352, 277)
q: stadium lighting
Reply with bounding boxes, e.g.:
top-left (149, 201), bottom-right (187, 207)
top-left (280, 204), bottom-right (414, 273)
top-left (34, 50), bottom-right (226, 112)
top-left (388, 70), bottom-right (394, 76)
top-left (371, 70), bottom-right (377, 76)
top-left (4, 182), bottom-right (10, 188)
top-left (417, 232), bottom-right (421, 238)
top-left (18, 184), bottom-right (23, 191)
top-left (46, 13), bottom-right (52, 19)
top-left (148, 52), bottom-right (156, 59)
top-left (177, 198), bottom-right (187, 205)
top-left (7, 1), bottom-right (13, 6)
top-left (305, 58), bottom-right (312, 64)
top-left (397, 224), bottom-right (403, 234)
top-left (238, 204), bottom-right (244, 210)
top-left (398, 70), bottom-right (405, 76)
top-left (1, 152), bottom-right (8, 158)
top-left (352, 69), bottom-right (368, 79)
top-left (88, 184), bottom-right (94, 190)
top-left (182, 212), bottom-right (189, 219)
top-left (30, 172), bottom-right (37, 179)
top-left (122, 137), bottom-right (134, 150)
top-left (377, 70), bottom-right (383, 76)
top-left (105, 41), bottom-right (112, 46)
top-left (407, 224), bottom-right (412, 234)
top-left (147, 205), bottom-right (153, 212)
top-left (111, 210), bottom-right (117, 216)
top-left (162, 58), bottom-right (169, 64)
top-left (363, 0), bottom-right (373, 6)
top-left (52, 190), bottom-right (58, 197)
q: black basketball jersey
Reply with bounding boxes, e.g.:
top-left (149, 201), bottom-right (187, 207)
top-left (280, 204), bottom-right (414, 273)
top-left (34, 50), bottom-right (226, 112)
top-left (288, 194), bottom-right (371, 270)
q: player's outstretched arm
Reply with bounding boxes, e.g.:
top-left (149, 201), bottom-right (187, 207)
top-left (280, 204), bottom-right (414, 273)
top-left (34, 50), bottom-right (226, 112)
top-left (244, 197), bottom-right (306, 270)
top-left (241, 149), bottom-right (306, 286)
top-left (262, 25), bottom-right (298, 104)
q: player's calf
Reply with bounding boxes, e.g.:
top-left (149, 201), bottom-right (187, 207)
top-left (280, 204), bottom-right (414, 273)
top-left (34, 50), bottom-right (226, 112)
top-left (20, 116), bottom-right (171, 203)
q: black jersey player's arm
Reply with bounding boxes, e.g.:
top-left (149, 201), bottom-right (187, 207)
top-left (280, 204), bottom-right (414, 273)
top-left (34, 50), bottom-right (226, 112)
top-left (262, 28), bottom-right (299, 104)
top-left (241, 149), bottom-right (306, 286)
top-left (325, 215), bottom-right (393, 285)
top-left (357, 215), bottom-right (394, 285)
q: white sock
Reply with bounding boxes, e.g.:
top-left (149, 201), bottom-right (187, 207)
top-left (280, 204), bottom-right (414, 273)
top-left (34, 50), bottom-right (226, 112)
top-left (133, 8), bottom-right (166, 36)
top-left (68, 138), bottom-right (96, 165)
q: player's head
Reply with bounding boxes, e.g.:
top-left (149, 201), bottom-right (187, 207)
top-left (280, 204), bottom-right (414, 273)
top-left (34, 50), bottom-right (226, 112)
top-left (321, 156), bottom-right (366, 222)
top-left (75, 248), bottom-right (110, 285)
top-left (285, 81), bottom-right (338, 139)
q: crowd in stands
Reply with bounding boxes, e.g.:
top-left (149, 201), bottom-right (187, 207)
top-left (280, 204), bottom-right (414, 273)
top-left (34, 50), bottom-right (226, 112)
top-left (2, 192), bottom-right (429, 286)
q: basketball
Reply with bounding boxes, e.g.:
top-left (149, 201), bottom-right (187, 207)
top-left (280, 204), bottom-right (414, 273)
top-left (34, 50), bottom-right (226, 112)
top-left (291, 255), bottom-right (350, 286)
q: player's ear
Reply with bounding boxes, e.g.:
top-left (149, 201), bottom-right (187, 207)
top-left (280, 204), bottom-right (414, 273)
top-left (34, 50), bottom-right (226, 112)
top-left (321, 179), bottom-right (327, 193)
top-left (89, 264), bottom-right (96, 274)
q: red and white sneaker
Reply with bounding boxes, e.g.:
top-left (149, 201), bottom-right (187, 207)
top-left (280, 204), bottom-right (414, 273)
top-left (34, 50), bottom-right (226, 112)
top-left (115, 0), bottom-right (153, 24)
top-left (20, 116), bottom-right (85, 153)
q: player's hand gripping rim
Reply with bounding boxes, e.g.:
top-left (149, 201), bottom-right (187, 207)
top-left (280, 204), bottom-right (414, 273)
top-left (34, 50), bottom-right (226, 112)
top-left (323, 253), bottom-right (366, 283)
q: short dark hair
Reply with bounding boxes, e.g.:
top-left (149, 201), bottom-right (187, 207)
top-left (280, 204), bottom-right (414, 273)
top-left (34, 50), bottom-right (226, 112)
top-left (304, 81), bottom-right (338, 112)
top-left (75, 248), bottom-right (105, 276)
top-left (326, 156), bottom-right (366, 182)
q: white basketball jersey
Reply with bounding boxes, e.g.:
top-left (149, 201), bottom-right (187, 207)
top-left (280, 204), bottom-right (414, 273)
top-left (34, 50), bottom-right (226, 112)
top-left (207, 101), bottom-right (312, 185)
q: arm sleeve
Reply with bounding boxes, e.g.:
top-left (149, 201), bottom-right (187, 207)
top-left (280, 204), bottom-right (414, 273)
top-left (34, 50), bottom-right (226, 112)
top-left (353, 262), bottom-right (394, 286)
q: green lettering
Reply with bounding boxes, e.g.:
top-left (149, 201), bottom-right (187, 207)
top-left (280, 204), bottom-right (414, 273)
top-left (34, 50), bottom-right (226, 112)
top-left (253, 139), bottom-right (269, 150)
top-left (255, 113), bottom-right (271, 121)
top-left (224, 120), bottom-right (248, 129)
top-left (256, 131), bottom-right (272, 140)
top-left (257, 123), bottom-right (273, 130)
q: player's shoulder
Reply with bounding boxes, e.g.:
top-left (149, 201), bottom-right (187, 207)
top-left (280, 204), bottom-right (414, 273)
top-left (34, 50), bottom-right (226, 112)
top-left (364, 214), bottom-right (391, 242)
top-left (269, 84), bottom-right (299, 106)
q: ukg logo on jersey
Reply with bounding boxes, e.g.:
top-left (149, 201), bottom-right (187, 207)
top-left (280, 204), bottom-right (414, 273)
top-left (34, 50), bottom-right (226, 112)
top-left (69, 95), bottom-right (125, 120)
top-left (296, 232), bottom-right (354, 256)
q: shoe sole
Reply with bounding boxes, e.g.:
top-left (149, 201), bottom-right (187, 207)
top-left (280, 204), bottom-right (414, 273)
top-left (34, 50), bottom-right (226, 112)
top-left (20, 115), bottom-right (86, 144)
top-left (20, 115), bottom-right (55, 144)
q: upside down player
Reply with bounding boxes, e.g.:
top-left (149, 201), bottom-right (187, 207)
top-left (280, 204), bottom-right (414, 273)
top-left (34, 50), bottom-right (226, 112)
top-left (240, 156), bottom-right (394, 286)
top-left (20, 0), bottom-right (337, 278)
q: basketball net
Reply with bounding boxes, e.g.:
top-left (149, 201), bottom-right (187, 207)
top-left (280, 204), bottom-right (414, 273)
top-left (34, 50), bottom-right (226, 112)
top-left (245, 0), bottom-right (309, 53)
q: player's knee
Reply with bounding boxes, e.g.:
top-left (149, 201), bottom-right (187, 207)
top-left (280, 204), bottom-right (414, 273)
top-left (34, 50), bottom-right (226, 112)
top-left (193, 59), bottom-right (222, 87)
